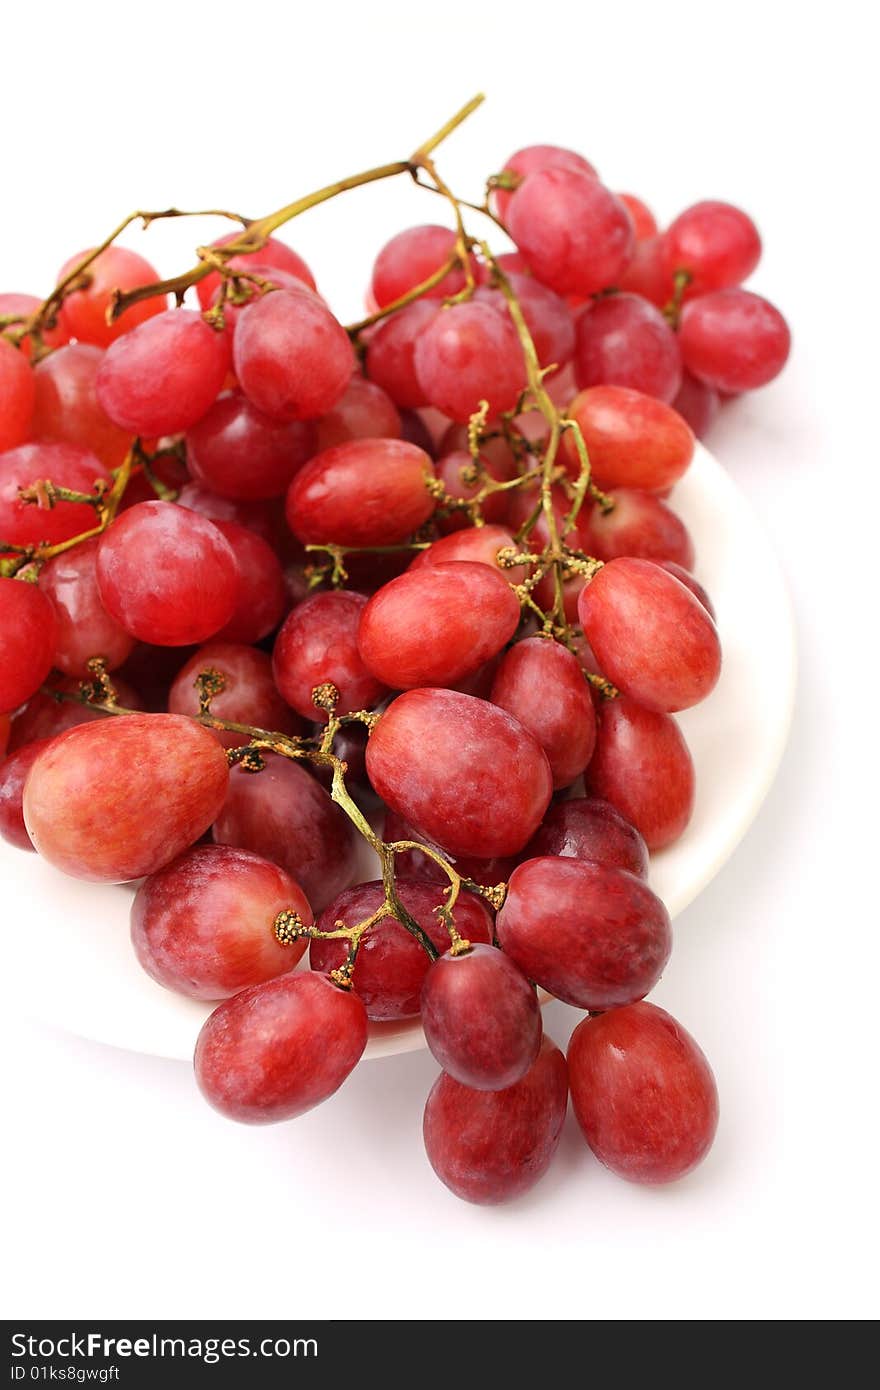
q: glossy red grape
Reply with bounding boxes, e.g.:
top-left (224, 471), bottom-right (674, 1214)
top-left (366, 689), bottom-right (553, 858)
top-left (96, 310), bottom-right (230, 436)
top-left (672, 370), bottom-right (720, 438)
top-left (371, 225), bottom-right (468, 308)
top-left (414, 301), bottom-right (525, 422)
top-left (315, 374), bottom-right (400, 451)
top-left (475, 273), bottom-right (575, 372)
top-left (273, 589), bottom-right (385, 720)
top-left (286, 438), bottom-right (435, 546)
top-left (582, 489), bottom-right (695, 568)
top-left (421, 944), bottom-right (542, 1090)
top-left (131, 843), bottom-right (311, 1000)
top-left (97, 502), bottom-right (239, 646)
top-left (8, 674), bottom-right (143, 751)
top-left (662, 200), bottom-right (761, 296)
top-left (194, 972), bottom-right (367, 1124)
top-left (175, 482), bottom-right (278, 548)
top-left (196, 233), bottom-right (316, 311)
top-left (658, 561), bottom-right (715, 618)
top-left (492, 144), bottom-right (598, 219)
top-left (0, 579), bottom-right (58, 715)
top-left (523, 796), bottom-right (649, 877)
top-left (568, 1002), bottom-right (719, 1183)
top-left (364, 300), bottom-right (437, 408)
top-left (423, 1036), bottom-right (568, 1204)
top-left (409, 523), bottom-right (524, 578)
top-left (211, 520), bottom-right (287, 644)
top-left (23, 713), bottom-right (229, 882)
top-left (561, 386), bottom-right (695, 492)
top-left (30, 344), bottom-right (132, 470)
top-left (506, 170), bottom-right (634, 297)
top-left (497, 855), bottom-right (671, 1009)
top-left (358, 562), bottom-right (520, 690)
top-left (233, 289), bottom-right (353, 422)
top-left (0, 339), bottom-right (34, 452)
top-left (185, 390), bottom-right (316, 501)
top-left (573, 293), bottom-right (683, 403)
top-left (617, 193), bottom-right (658, 242)
top-left (0, 736), bottom-right (52, 850)
top-left (679, 289), bottom-right (791, 393)
top-left (309, 880), bottom-right (494, 1021)
top-left (168, 642), bottom-right (299, 747)
top-left (383, 807), bottom-right (517, 890)
top-left (490, 637), bottom-right (595, 789)
top-left (0, 293), bottom-right (69, 360)
top-left (587, 694), bottom-right (695, 850)
top-left (56, 245), bottom-right (167, 347)
top-left (433, 450), bottom-right (512, 530)
top-left (579, 558), bottom-right (721, 712)
top-left (0, 442), bottom-right (108, 548)
top-left (40, 537), bottom-right (134, 676)
top-left (212, 755), bottom-right (355, 913)
top-left (208, 266), bottom-right (320, 343)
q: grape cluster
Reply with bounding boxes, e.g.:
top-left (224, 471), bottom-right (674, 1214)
top-left (0, 97), bottom-right (789, 1204)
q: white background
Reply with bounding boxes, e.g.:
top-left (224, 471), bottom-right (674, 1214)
top-left (2, 0), bottom-right (878, 1322)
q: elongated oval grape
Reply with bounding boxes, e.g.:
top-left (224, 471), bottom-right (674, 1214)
top-left (582, 489), bottom-right (695, 569)
top-left (586, 694), bottom-right (695, 849)
top-left (273, 590), bottom-right (386, 720)
top-left (56, 245), bottom-right (167, 346)
top-left (661, 200), bottom-right (761, 296)
top-left (195, 973), bottom-right (367, 1124)
top-left (578, 558), bottom-right (721, 712)
top-left (0, 578), bottom-right (58, 714)
top-left (366, 689), bottom-right (553, 858)
top-left (31, 344), bottom-right (133, 470)
top-left (506, 169), bottom-right (633, 297)
top-left (185, 390), bottom-right (316, 501)
top-left (233, 289), bottom-right (353, 422)
top-left (0, 338), bottom-right (35, 452)
top-left (23, 713), bottom-right (229, 882)
top-left (96, 310), bottom-right (230, 436)
top-left (0, 737), bottom-right (52, 850)
top-left (496, 856), bottom-right (671, 1009)
top-left (561, 385), bottom-right (695, 492)
top-left (573, 292), bottom-right (682, 402)
top-left (423, 1036), bottom-right (568, 1204)
top-left (568, 1002), bottom-right (719, 1183)
top-left (309, 880), bottom-right (494, 1021)
top-left (0, 442), bottom-right (109, 547)
top-left (523, 796), bottom-right (649, 878)
top-left (40, 538), bottom-right (134, 677)
top-left (409, 523), bottom-right (524, 578)
top-left (490, 636), bottom-right (596, 789)
top-left (421, 944), bottom-right (542, 1090)
top-left (131, 844), bottom-right (311, 999)
top-left (168, 642), bottom-right (300, 747)
top-left (286, 439), bottom-right (435, 546)
top-left (414, 301), bottom-right (526, 422)
top-left (358, 562), bottom-right (521, 690)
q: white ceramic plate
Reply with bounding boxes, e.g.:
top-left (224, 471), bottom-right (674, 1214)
top-left (2, 442), bottom-right (796, 1061)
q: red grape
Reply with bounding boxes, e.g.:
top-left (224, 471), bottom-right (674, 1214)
top-left (475, 273), bottom-right (575, 373)
top-left (492, 144), bottom-right (598, 220)
top-left (617, 193), bottom-right (658, 241)
top-left (30, 344), bottom-right (133, 470)
top-left (212, 755), bottom-right (355, 913)
top-left (364, 300), bottom-right (437, 408)
top-left (315, 374), bottom-right (400, 451)
top-left (0, 339), bottom-right (34, 452)
top-left (662, 200), bottom-right (761, 296)
top-left (438, 422), bottom-right (518, 480)
top-left (0, 293), bottom-right (69, 360)
top-left (233, 289), bottom-right (353, 421)
top-left (56, 245), bottom-right (167, 347)
top-left (286, 438), bottom-right (435, 546)
top-left (196, 233), bottom-right (316, 311)
top-left (423, 1036), bottom-right (568, 1204)
top-left (168, 641), bottom-right (300, 747)
top-left (131, 843), bottom-right (311, 1000)
top-left (414, 301), bottom-right (526, 422)
top-left (194, 972), bottom-right (367, 1124)
top-left (409, 523), bottom-right (525, 579)
top-left (658, 560), bottom-right (715, 618)
top-left (573, 293), bottom-right (683, 403)
top-left (617, 236), bottom-right (673, 307)
top-left (561, 386), bottom-right (695, 492)
top-left (96, 310), bottom-right (230, 436)
top-left (175, 482), bottom-right (278, 548)
top-left (357, 562), bottom-right (521, 689)
top-left (0, 579), bottom-right (58, 715)
top-left (23, 713), bottom-right (229, 881)
top-left (490, 637), bottom-right (596, 789)
top-left (371, 225), bottom-right (468, 308)
top-left (366, 689), bottom-right (553, 858)
top-left (0, 442), bottom-right (108, 548)
top-left (579, 558), bottom-right (721, 712)
top-left (40, 537), bottom-right (134, 676)
top-left (185, 390), bottom-right (316, 501)
top-left (497, 855), bottom-right (671, 1008)
top-left (523, 796), bottom-right (649, 877)
top-left (433, 450), bottom-right (512, 531)
top-left (309, 880), bottom-right (494, 1021)
top-left (421, 944), bottom-right (542, 1090)
top-left (582, 488), bottom-right (695, 568)
top-left (679, 289), bottom-right (791, 393)
top-left (586, 694), bottom-right (695, 850)
top-left (568, 1002), bottom-right (719, 1183)
top-left (398, 407), bottom-right (436, 455)
top-left (506, 170), bottom-right (634, 297)
top-left (0, 714), bottom-right (7, 757)
top-left (273, 589), bottom-right (385, 720)
top-left (383, 807), bottom-right (517, 890)
top-left (211, 520), bottom-right (287, 644)
top-left (97, 502), bottom-right (239, 646)
top-left (8, 674), bottom-right (143, 751)
top-left (672, 370), bottom-right (720, 438)
top-left (0, 736), bottom-right (54, 850)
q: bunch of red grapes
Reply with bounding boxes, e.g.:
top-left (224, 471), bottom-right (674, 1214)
top-left (0, 99), bottom-right (789, 1204)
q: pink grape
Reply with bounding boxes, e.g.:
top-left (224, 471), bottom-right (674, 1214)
top-left (185, 390), bottom-right (316, 500)
top-left (409, 523), bottom-right (524, 579)
top-left (315, 374), bottom-right (400, 451)
top-left (490, 637), bottom-right (596, 789)
top-left (131, 843), bottom-right (312, 1000)
top-left (497, 856), bottom-right (671, 1009)
top-left (568, 1002), bottom-right (719, 1183)
top-left (492, 144), bottom-right (598, 220)
top-left (679, 289), bottom-right (791, 393)
top-left (233, 289), bottom-right (353, 421)
top-left (617, 236), bottom-right (673, 307)
top-left (383, 807), bottom-right (518, 890)
top-left (194, 972), bottom-right (367, 1124)
top-left (371, 225), bottom-right (468, 308)
top-left (196, 233), bottom-right (316, 311)
top-left (309, 880), bottom-right (494, 1021)
top-left (0, 293), bottom-right (69, 359)
top-left (506, 169), bottom-right (634, 297)
top-left (357, 562), bottom-right (521, 689)
top-left (23, 713), bottom-right (229, 881)
top-left (40, 537), bottom-right (134, 676)
top-left (175, 482), bottom-right (278, 548)
top-left (672, 370), bottom-right (720, 438)
top-left (211, 520), bottom-right (287, 644)
top-left (0, 442), bottom-right (108, 548)
top-left (582, 489), bottom-right (696, 568)
top-left (475, 273), bottom-right (576, 372)
top-left (423, 1036), bottom-right (568, 1204)
top-left (0, 579), bottom-right (58, 715)
top-left (366, 689), bottom-right (553, 858)
top-left (273, 589), bottom-right (386, 719)
top-left (96, 309), bottom-right (230, 436)
top-left (523, 796), bottom-right (649, 877)
top-left (31, 344), bottom-right (133, 470)
top-left (662, 200), bottom-right (761, 296)
top-left (8, 674), bottom-right (142, 751)
top-left (56, 245), bottom-right (167, 347)
top-left (579, 557), bottom-right (721, 712)
top-left (617, 193), bottom-right (658, 241)
top-left (414, 301), bottom-right (526, 422)
top-left (0, 339), bottom-right (35, 452)
top-left (364, 301), bottom-right (437, 408)
top-left (286, 438), bottom-right (435, 546)
top-left (0, 737), bottom-right (52, 850)
top-left (97, 502), bottom-right (239, 646)
top-left (421, 944), bottom-right (542, 1090)
top-left (561, 386), bottom-right (695, 492)
top-left (168, 642), bottom-right (300, 747)
top-left (573, 293), bottom-right (683, 403)
top-left (586, 694), bottom-right (695, 849)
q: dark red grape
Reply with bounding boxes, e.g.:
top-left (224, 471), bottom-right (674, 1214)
top-left (0, 736), bottom-right (53, 850)
top-left (185, 390), bottom-right (316, 500)
top-left (490, 636), bottom-right (596, 789)
top-left (421, 943), bottom-right (542, 1090)
top-left (586, 694), bottom-right (695, 850)
top-left (523, 796), bottom-right (649, 877)
top-left (273, 589), bottom-right (386, 719)
top-left (286, 438), bottom-right (435, 546)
